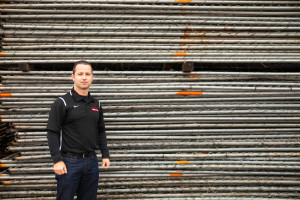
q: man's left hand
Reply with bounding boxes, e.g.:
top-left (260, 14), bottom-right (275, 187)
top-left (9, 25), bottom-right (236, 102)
top-left (102, 158), bottom-right (110, 169)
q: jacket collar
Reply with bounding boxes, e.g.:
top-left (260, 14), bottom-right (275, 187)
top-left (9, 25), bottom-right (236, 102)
top-left (70, 88), bottom-right (95, 103)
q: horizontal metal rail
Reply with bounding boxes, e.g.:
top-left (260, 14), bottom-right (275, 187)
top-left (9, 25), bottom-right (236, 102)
top-left (1, 4), bottom-right (299, 10)
top-left (4, 0), bottom-right (300, 4)
top-left (3, 30), bottom-right (300, 37)
top-left (3, 44), bottom-right (300, 50)
top-left (3, 16), bottom-right (300, 22)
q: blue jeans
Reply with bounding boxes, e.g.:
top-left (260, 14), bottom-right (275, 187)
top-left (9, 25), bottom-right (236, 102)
top-left (55, 152), bottom-right (99, 200)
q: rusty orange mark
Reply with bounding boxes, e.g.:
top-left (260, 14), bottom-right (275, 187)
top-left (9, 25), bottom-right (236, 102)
top-left (175, 0), bottom-right (193, 3)
top-left (180, 27), bottom-right (192, 46)
top-left (0, 164), bottom-right (6, 168)
top-left (180, 36), bottom-right (195, 40)
top-left (0, 93), bottom-right (12, 97)
top-left (0, 115), bottom-right (3, 119)
top-left (183, 75), bottom-right (199, 78)
top-left (0, 52), bottom-right (6, 56)
top-left (2, 181), bottom-right (10, 185)
top-left (173, 52), bottom-right (187, 56)
top-left (176, 91), bottom-right (203, 96)
top-left (176, 161), bottom-right (191, 165)
top-left (170, 173), bottom-right (183, 177)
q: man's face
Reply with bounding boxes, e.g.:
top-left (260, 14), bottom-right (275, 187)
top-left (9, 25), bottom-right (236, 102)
top-left (72, 64), bottom-right (93, 90)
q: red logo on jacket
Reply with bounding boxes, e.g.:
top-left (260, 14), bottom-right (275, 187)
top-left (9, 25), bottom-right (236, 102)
top-left (92, 107), bottom-right (99, 112)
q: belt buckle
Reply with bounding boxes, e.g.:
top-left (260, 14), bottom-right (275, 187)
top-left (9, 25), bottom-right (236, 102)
top-left (83, 152), bottom-right (91, 158)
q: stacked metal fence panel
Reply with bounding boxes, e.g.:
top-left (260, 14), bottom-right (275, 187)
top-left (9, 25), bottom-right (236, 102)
top-left (0, 70), bottom-right (300, 199)
top-left (0, 0), bottom-right (300, 64)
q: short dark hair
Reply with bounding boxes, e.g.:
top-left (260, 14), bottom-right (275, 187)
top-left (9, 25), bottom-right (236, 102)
top-left (73, 61), bottom-right (93, 74)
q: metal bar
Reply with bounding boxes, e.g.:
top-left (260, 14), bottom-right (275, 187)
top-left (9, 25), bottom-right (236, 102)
top-left (4, 22), bottom-right (300, 29)
top-left (1, 4), bottom-right (299, 11)
top-left (2, 16), bottom-right (300, 24)
top-left (2, 52), bottom-right (300, 57)
top-left (3, 44), bottom-right (300, 50)
top-left (4, 0), bottom-right (300, 4)
top-left (1, 59), bottom-right (300, 64)
top-left (3, 30), bottom-right (300, 37)
top-left (4, 0), bottom-right (300, 5)
top-left (1, 10), bottom-right (299, 16)
top-left (1, 23), bottom-right (300, 30)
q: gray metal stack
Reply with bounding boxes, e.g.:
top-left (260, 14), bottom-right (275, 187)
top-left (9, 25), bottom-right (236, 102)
top-left (0, 0), bottom-right (300, 64)
top-left (1, 70), bottom-right (300, 199)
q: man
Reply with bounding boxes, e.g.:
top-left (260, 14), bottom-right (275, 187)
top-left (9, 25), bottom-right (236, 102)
top-left (47, 61), bottom-right (110, 200)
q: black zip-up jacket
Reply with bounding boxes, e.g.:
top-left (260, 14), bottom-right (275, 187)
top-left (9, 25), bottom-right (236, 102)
top-left (47, 88), bottom-right (109, 164)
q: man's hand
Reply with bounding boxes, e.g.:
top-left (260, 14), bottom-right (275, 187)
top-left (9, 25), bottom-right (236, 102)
top-left (53, 161), bottom-right (67, 175)
top-left (102, 158), bottom-right (110, 169)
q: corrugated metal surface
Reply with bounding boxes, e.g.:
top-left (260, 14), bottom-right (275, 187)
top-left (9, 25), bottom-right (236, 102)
top-left (0, 0), bottom-right (300, 64)
top-left (1, 70), bottom-right (300, 199)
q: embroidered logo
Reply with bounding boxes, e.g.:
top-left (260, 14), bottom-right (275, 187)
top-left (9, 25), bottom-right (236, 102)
top-left (92, 107), bottom-right (99, 112)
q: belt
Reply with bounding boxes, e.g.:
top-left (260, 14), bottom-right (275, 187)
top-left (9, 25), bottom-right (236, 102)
top-left (63, 151), bottom-right (93, 158)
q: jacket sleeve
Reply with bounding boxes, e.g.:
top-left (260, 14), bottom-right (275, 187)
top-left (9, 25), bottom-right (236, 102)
top-left (46, 98), bottom-right (65, 164)
top-left (47, 130), bottom-right (62, 164)
top-left (98, 104), bottom-right (110, 159)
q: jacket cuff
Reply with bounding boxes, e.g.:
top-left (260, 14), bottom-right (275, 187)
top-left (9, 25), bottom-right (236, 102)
top-left (101, 150), bottom-right (110, 159)
top-left (52, 154), bottom-right (63, 164)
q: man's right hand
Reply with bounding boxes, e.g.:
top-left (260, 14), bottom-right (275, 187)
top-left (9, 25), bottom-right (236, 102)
top-left (53, 161), bottom-right (67, 175)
